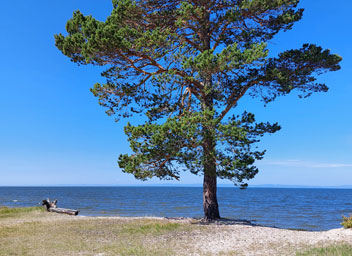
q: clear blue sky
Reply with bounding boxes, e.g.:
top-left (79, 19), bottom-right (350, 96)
top-left (0, 0), bottom-right (351, 186)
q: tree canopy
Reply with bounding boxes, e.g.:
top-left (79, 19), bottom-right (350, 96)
top-left (55, 0), bottom-right (342, 220)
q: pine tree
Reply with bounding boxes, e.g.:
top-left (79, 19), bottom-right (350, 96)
top-left (55, 0), bottom-right (342, 220)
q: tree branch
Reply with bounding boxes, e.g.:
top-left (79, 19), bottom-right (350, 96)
top-left (217, 81), bottom-right (255, 122)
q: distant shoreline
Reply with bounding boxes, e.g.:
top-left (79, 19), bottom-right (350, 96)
top-left (1, 185), bottom-right (352, 189)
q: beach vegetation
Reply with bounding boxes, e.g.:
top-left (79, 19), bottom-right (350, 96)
top-left (341, 214), bottom-right (352, 228)
top-left (0, 206), bottom-right (44, 218)
top-left (0, 209), bottom-right (192, 256)
top-left (55, 0), bottom-right (342, 220)
top-left (122, 222), bottom-right (181, 235)
top-left (1, 207), bottom-right (351, 256)
top-left (297, 244), bottom-right (352, 256)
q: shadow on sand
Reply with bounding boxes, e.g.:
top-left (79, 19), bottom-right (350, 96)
top-left (165, 217), bottom-right (311, 231)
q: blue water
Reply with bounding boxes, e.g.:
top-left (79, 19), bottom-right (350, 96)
top-left (0, 187), bottom-right (351, 231)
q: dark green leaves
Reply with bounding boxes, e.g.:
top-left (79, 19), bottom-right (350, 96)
top-left (216, 112), bottom-right (280, 185)
top-left (118, 113), bottom-right (204, 180)
top-left (118, 111), bottom-right (280, 186)
top-left (251, 44), bottom-right (342, 102)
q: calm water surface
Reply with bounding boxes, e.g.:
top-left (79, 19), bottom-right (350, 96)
top-left (1, 187), bottom-right (351, 231)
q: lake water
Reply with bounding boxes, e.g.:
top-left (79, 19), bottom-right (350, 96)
top-left (0, 187), bottom-right (351, 231)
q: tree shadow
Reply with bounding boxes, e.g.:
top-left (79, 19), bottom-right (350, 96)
top-left (194, 218), bottom-right (259, 226)
top-left (180, 217), bottom-right (311, 231)
top-left (163, 217), bottom-right (314, 231)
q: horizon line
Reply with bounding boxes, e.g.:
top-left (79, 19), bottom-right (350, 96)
top-left (1, 184), bottom-right (352, 189)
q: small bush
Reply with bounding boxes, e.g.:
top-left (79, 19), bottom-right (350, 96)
top-left (341, 214), bottom-right (352, 229)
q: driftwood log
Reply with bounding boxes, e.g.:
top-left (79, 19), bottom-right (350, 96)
top-left (42, 199), bottom-right (79, 216)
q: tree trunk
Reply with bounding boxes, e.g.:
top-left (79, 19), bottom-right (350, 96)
top-left (202, 110), bottom-right (220, 221)
top-left (42, 199), bottom-right (79, 216)
top-left (203, 172), bottom-right (220, 220)
top-left (48, 207), bottom-right (79, 215)
top-left (200, 7), bottom-right (219, 221)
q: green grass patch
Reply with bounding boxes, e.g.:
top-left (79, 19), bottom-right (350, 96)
top-left (103, 244), bottom-right (175, 256)
top-left (0, 206), bottom-right (45, 218)
top-left (122, 222), bottom-right (181, 235)
top-left (0, 215), bottom-right (190, 256)
top-left (297, 244), bottom-right (352, 256)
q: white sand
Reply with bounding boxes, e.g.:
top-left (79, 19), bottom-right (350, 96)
top-left (188, 223), bottom-right (352, 255)
top-left (79, 216), bottom-right (352, 255)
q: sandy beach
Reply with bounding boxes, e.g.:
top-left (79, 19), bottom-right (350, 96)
top-left (80, 216), bottom-right (352, 255)
top-left (1, 208), bottom-right (352, 255)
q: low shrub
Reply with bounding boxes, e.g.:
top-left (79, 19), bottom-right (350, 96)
top-left (341, 214), bottom-right (352, 228)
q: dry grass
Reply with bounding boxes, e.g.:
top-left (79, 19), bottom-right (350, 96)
top-left (341, 214), bottom-right (352, 229)
top-left (296, 244), bottom-right (352, 256)
top-left (0, 207), bottom-right (198, 256)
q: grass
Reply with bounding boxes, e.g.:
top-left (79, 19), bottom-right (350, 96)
top-left (297, 244), bottom-right (352, 256)
top-left (1, 207), bottom-right (352, 256)
top-left (122, 222), bottom-right (181, 235)
top-left (0, 220), bottom-right (182, 255)
top-left (0, 207), bottom-right (195, 256)
top-left (0, 206), bottom-right (45, 218)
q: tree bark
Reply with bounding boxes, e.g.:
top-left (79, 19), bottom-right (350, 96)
top-left (42, 199), bottom-right (79, 216)
top-left (202, 100), bottom-right (220, 221)
top-left (203, 171), bottom-right (220, 220)
top-left (48, 207), bottom-right (79, 215)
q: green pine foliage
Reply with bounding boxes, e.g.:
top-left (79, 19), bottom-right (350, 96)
top-left (55, 0), bottom-right (341, 217)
